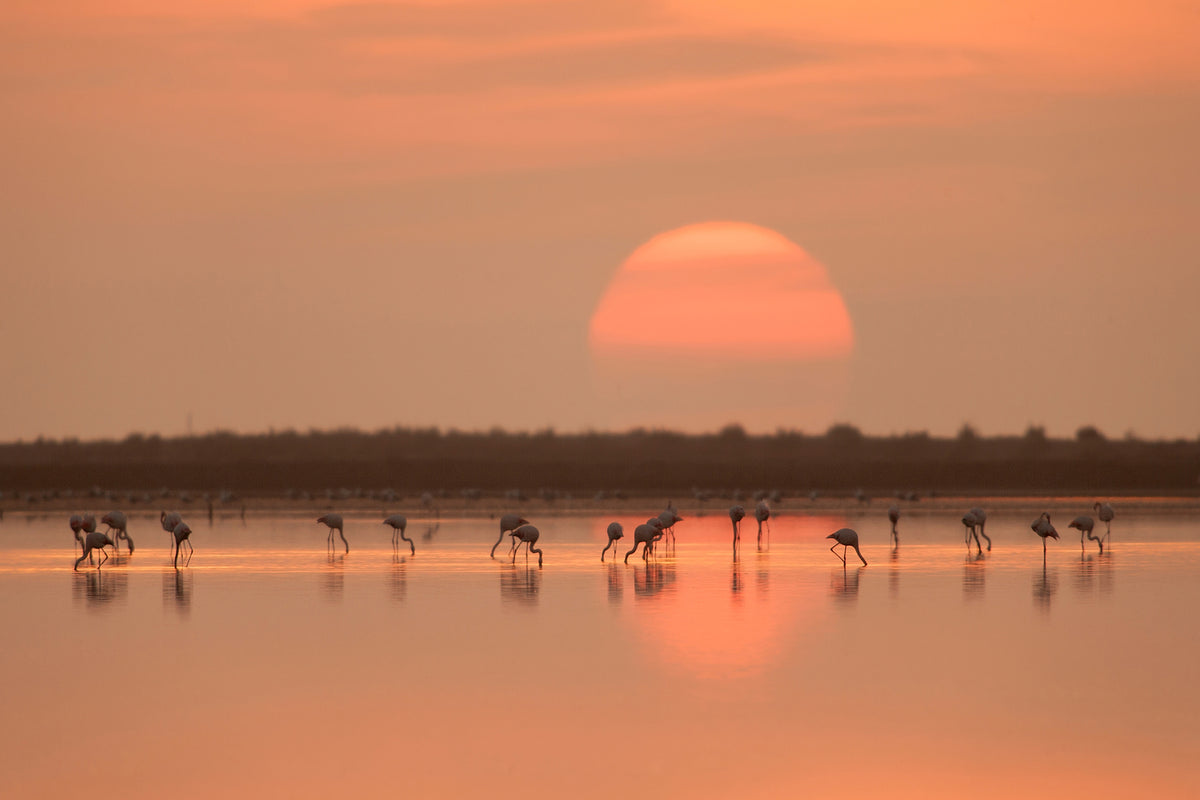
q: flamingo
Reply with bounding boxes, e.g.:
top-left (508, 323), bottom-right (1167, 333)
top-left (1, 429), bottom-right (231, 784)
top-left (74, 531), bottom-right (116, 570)
top-left (490, 513), bottom-right (530, 558)
top-left (172, 522), bottom-right (193, 569)
top-left (101, 511), bottom-right (133, 554)
top-left (969, 507), bottom-right (991, 550)
top-left (317, 513), bottom-right (349, 553)
top-left (601, 522), bottom-right (624, 562)
top-left (827, 528), bottom-right (868, 566)
top-left (1068, 515), bottom-right (1104, 553)
top-left (161, 511), bottom-right (183, 550)
top-left (69, 514), bottom-right (86, 551)
top-left (754, 500), bottom-right (771, 547)
top-left (510, 524), bottom-right (543, 567)
top-left (644, 517), bottom-right (666, 557)
top-left (729, 505), bottom-right (745, 551)
top-left (887, 504), bottom-right (900, 543)
top-left (624, 523), bottom-right (660, 564)
top-left (657, 505), bottom-right (683, 547)
top-left (1032, 512), bottom-right (1059, 559)
top-left (1094, 502), bottom-right (1115, 541)
top-left (383, 514), bottom-right (414, 554)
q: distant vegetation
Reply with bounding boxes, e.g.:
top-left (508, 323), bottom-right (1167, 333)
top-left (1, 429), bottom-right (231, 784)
top-left (2, 424), bottom-right (1198, 496)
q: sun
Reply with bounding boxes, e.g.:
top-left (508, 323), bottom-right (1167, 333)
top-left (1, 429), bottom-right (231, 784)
top-left (588, 221), bottom-right (855, 431)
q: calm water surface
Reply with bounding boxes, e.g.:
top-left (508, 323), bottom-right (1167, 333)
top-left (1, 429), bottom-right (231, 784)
top-left (1, 505), bottom-right (1198, 798)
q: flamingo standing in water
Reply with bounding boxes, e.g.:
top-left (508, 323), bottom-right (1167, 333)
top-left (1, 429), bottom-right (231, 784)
top-left (827, 528), bottom-right (868, 566)
top-left (657, 506), bottom-right (683, 548)
top-left (172, 522), bottom-right (193, 568)
top-left (1094, 502), bottom-right (1115, 541)
top-left (161, 511), bottom-right (183, 550)
top-left (1068, 515), bottom-right (1104, 553)
top-left (969, 507), bottom-right (991, 550)
top-left (887, 505), bottom-right (900, 543)
top-left (624, 523), bottom-right (661, 564)
top-left (101, 511), bottom-right (134, 554)
top-left (490, 513), bottom-right (530, 558)
top-left (1032, 512), bottom-right (1058, 559)
top-left (754, 501), bottom-right (771, 547)
top-left (74, 531), bottom-right (116, 570)
top-left (383, 514), bottom-right (414, 554)
top-left (729, 505), bottom-right (745, 551)
top-left (510, 524), bottom-right (543, 567)
top-left (317, 514), bottom-right (349, 553)
top-left (601, 522), bottom-right (624, 562)
top-left (69, 515), bottom-right (86, 551)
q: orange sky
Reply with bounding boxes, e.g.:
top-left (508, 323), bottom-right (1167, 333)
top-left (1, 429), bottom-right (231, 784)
top-left (2, 1), bottom-right (1198, 440)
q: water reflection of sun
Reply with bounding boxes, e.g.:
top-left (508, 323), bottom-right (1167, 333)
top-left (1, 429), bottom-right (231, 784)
top-left (618, 514), bottom-right (843, 680)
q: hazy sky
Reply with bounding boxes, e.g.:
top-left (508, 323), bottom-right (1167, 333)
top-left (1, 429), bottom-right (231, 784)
top-left (3, 0), bottom-right (1198, 441)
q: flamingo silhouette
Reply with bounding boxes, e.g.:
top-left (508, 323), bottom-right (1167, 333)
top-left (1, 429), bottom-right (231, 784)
top-left (1069, 515), bottom-right (1104, 553)
top-left (491, 513), bottom-right (530, 558)
top-left (728, 505), bottom-right (745, 552)
top-left (1094, 502), bottom-right (1115, 542)
top-left (754, 500), bottom-right (771, 548)
top-left (69, 514), bottom-right (86, 552)
top-left (657, 505), bottom-right (683, 548)
top-left (383, 514), bottom-right (414, 554)
top-left (510, 524), bottom-right (543, 567)
top-left (969, 507), bottom-right (991, 550)
top-left (101, 511), bottom-right (134, 554)
top-left (887, 504), bottom-right (900, 543)
top-left (1032, 512), bottom-right (1059, 560)
top-left (172, 522), bottom-right (193, 568)
top-left (827, 528), bottom-right (868, 566)
top-left (317, 514), bottom-right (349, 553)
top-left (161, 511), bottom-right (183, 551)
top-left (623, 523), bottom-right (660, 564)
top-left (601, 522), bottom-right (624, 562)
top-left (74, 531), bottom-right (116, 571)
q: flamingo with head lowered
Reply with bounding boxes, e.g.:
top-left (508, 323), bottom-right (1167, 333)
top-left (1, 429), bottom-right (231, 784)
top-left (601, 522), bottom-right (624, 562)
top-left (510, 524), bottom-right (543, 567)
top-left (491, 513), bottom-right (530, 558)
top-left (317, 514), bottom-right (349, 553)
top-left (827, 528), bottom-right (867, 567)
top-left (383, 514), bottom-right (414, 555)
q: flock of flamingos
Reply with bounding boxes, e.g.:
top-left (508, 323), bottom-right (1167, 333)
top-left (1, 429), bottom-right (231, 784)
top-left (68, 499), bottom-right (1118, 571)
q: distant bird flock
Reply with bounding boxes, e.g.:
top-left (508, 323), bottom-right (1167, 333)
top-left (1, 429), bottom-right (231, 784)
top-left (63, 496), bottom-right (1117, 571)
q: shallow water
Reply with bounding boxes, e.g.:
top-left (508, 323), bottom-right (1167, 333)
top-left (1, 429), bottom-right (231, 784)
top-left (2, 506), bottom-right (1198, 798)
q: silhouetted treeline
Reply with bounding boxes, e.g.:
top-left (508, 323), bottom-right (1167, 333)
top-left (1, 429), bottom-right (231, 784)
top-left (1, 424), bottom-right (1198, 495)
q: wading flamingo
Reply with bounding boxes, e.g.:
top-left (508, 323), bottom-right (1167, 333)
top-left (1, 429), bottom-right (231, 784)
top-left (887, 505), bottom-right (900, 543)
top-left (510, 524), bottom-right (543, 567)
top-left (317, 514), bottom-right (349, 553)
top-left (74, 531), bottom-right (116, 570)
top-left (1032, 512), bottom-right (1058, 559)
top-left (601, 522), bottom-right (624, 562)
top-left (161, 511), bottom-right (183, 550)
top-left (1094, 502), bottom-right (1115, 541)
top-left (729, 505), bottom-right (745, 551)
top-left (101, 511), bottom-right (133, 554)
top-left (69, 515), bottom-right (86, 551)
top-left (827, 528), bottom-right (868, 567)
top-left (491, 513), bottom-right (530, 558)
top-left (624, 523), bottom-right (661, 564)
top-left (755, 501), bottom-right (771, 547)
top-left (969, 507), bottom-right (991, 550)
top-left (383, 514), bottom-right (414, 555)
top-left (1068, 515), bottom-right (1105, 553)
top-left (172, 522), bottom-right (193, 569)
top-left (657, 505), bottom-right (683, 547)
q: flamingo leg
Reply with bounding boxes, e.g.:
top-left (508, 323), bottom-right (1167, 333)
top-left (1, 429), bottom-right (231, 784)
top-left (830, 543), bottom-right (845, 564)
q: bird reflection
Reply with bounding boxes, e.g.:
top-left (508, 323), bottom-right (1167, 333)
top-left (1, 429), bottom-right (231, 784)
top-left (162, 568), bottom-right (193, 615)
top-left (755, 551), bottom-right (769, 594)
top-left (321, 553), bottom-right (345, 600)
top-left (71, 568), bottom-right (129, 610)
top-left (500, 564), bottom-right (540, 606)
top-left (389, 553), bottom-right (407, 602)
top-left (633, 562), bottom-right (675, 600)
top-left (962, 551), bottom-right (987, 599)
top-left (1072, 551), bottom-right (1116, 597)
top-left (889, 546), bottom-right (900, 598)
top-left (731, 559), bottom-right (744, 598)
top-left (606, 563), bottom-right (623, 605)
top-left (1033, 564), bottom-right (1058, 613)
top-left (829, 566), bottom-right (862, 605)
